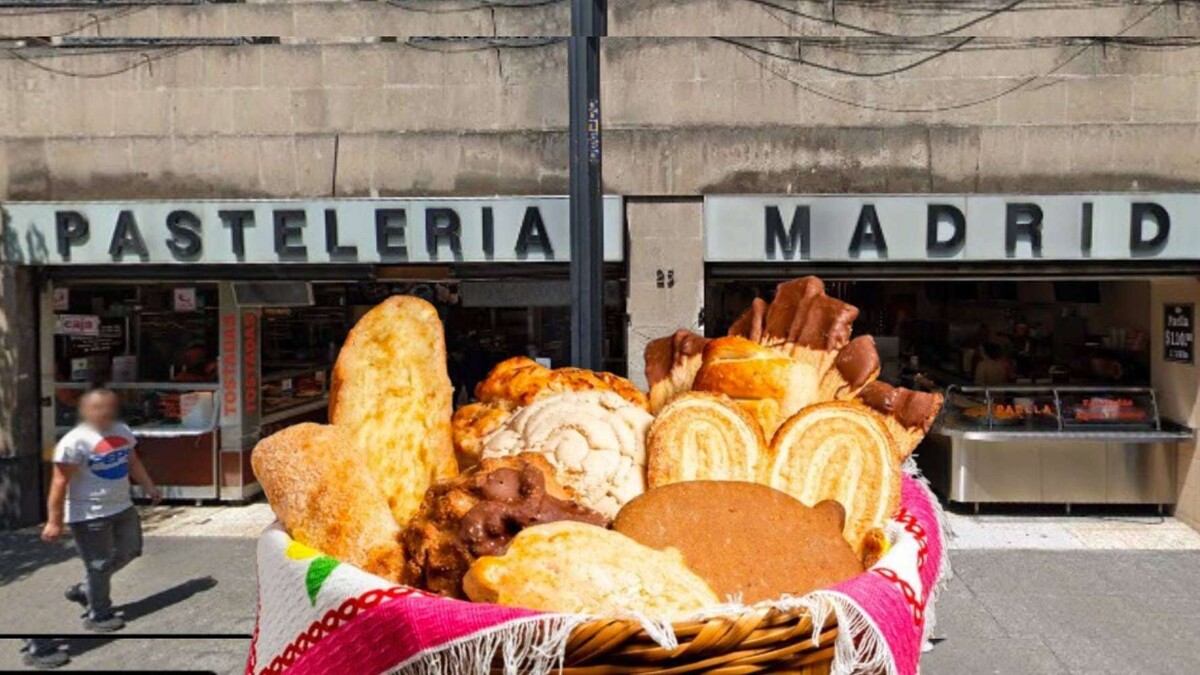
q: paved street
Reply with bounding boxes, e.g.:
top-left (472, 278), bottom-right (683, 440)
top-left (3, 514), bottom-right (1200, 673)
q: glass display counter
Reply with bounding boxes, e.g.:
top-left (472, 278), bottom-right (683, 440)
top-left (925, 386), bottom-right (1191, 510)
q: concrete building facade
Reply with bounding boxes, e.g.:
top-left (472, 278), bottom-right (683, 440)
top-left (3, 0), bottom-right (1200, 527)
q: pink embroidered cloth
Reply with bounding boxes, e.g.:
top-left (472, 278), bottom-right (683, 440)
top-left (247, 474), bottom-right (947, 675)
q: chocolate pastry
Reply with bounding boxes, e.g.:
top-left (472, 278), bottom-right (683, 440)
top-left (644, 329), bottom-right (711, 414)
top-left (729, 277), bottom-right (859, 352)
top-left (401, 453), bottom-right (607, 598)
top-left (857, 381), bottom-right (944, 461)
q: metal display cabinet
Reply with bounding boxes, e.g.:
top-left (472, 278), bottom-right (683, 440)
top-left (925, 385), bottom-right (1190, 511)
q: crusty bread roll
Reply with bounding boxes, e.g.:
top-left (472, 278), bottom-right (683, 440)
top-left (463, 521), bottom-right (719, 619)
top-left (251, 423), bottom-right (406, 582)
top-left (767, 402), bottom-right (900, 557)
top-left (330, 296), bottom-right (457, 526)
top-left (475, 356), bottom-right (649, 411)
top-left (692, 336), bottom-right (816, 439)
top-left (646, 392), bottom-right (768, 488)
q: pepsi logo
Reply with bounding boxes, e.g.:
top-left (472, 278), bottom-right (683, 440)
top-left (87, 436), bottom-right (132, 480)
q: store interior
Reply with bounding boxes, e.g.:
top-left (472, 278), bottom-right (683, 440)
top-left (49, 278), bottom-right (628, 432)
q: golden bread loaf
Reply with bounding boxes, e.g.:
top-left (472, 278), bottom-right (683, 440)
top-left (480, 390), bottom-right (653, 518)
top-left (329, 296), bottom-right (457, 526)
top-left (614, 482), bottom-right (864, 604)
top-left (463, 521), bottom-right (719, 619)
top-left (251, 423), bottom-right (406, 582)
top-left (646, 392), bottom-right (768, 488)
top-left (767, 402), bottom-right (901, 557)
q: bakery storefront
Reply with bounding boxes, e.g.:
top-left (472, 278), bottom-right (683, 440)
top-left (705, 194), bottom-right (1199, 510)
top-left (3, 196), bottom-right (624, 502)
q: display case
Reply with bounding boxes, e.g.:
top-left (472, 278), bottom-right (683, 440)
top-left (944, 386), bottom-right (1162, 432)
top-left (925, 385), bottom-right (1190, 509)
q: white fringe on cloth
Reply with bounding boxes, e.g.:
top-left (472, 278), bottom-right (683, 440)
top-left (388, 590), bottom-right (896, 675)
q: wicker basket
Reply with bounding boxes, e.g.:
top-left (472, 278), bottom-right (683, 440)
top-left (491, 607), bottom-right (835, 674)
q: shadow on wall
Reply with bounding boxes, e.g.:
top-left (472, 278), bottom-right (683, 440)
top-left (0, 532), bottom-right (77, 587)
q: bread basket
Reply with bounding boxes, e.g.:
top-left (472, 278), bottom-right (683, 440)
top-left (549, 608), bottom-right (836, 674)
top-left (246, 473), bottom-right (943, 675)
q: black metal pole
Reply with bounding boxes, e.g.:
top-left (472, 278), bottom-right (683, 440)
top-left (568, 0), bottom-right (606, 370)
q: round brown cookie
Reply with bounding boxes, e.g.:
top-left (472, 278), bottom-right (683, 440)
top-left (612, 481), bottom-right (864, 604)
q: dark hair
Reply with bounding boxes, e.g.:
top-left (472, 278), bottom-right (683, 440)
top-left (981, 342), bottom-right (1002, 360)
top-left (80, 385), bottom-right (117, 405)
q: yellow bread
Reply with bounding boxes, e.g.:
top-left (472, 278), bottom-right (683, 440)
top-left (768, 402), bottom-right (901, 557)
top-left (463, 521), bottom-right (719, 620)
top-left (330, 296), bottom-right (457, 526)
top-left (646, 392), bottom-right (769, 487)
top-left (251, 423), bottom-right (406, 582)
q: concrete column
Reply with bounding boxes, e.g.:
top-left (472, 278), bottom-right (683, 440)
top-left (0, 264), bottom-right (44, 529)
top-left (624, 198), bottom-right (705, 390)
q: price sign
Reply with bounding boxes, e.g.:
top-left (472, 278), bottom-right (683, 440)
top-left (174, 287), bottom-right (197, 312)
top-left (1164, 303), bottom-right (1194, 364)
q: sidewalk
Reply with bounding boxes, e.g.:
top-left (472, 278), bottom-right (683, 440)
top-left (3, 503), bottom-right (1200, 673)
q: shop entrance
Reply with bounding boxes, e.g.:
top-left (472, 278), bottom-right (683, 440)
top-left (706, 269), bottom-right (1199, 510)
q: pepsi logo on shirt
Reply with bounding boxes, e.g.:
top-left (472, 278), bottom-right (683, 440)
top-left (88, 436), bottom-right (133, 480)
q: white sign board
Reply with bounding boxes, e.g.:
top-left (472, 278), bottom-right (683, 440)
top-left (2, 197), bottom-right (625, 265)
top-left (55, 314), bottom-right (101, 336)
top-left (705, 194), bottom-right (1200, 262)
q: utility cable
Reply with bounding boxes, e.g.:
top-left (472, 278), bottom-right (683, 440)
top-left (739, 0), bottom-right (1028, 38)
top-left (723, 0), bottom-right (1167, 114)
top-left (2, 44), bottom-right (195, 78)
top-left (715, 36), bottom-right (975, 78)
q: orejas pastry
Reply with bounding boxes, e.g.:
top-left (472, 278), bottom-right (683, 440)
top-left (480, 390), bottom-right (654, 518)
top-left (251, 423), bottom-right (406, 582)
top-left (644, 329), bottom-right (710, 414)
top-left (646, 392), bottom-right (768, 487)
top-left (857, 381), bottom-right (944, 462)
top-left (402, 454), bottom-right (607, 598)
top-left (614, 482), bottom-right (864, 604)
top-left (767, 401), bottom-right (901, 556)
top-left (329, 296), bottom-right (457, 526)
top-left (463, 521), bottom-right (719, 619)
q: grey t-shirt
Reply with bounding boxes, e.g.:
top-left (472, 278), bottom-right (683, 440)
top-left (53, 422), bottom-right (137, 523)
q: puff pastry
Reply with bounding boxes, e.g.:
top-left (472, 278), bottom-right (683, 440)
top-left (692, 336), bottom-right (817, 439)
top-left (646, 392), bottom-right (768, 487)
top-left (767, 402), bottom-right (900, 556)
top-left (857, 381), bottom-right (944, 462)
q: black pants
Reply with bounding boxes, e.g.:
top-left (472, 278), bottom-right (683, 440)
top-left (69, 507), bottom-right (143, 618)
